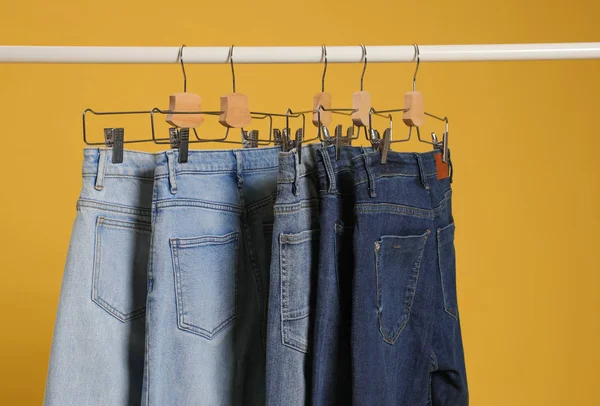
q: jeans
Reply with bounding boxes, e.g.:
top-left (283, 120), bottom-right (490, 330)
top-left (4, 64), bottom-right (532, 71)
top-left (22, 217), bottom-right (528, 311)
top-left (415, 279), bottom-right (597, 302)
top-left (311, 145), bottom-right (363, 406)
top-left (351, 150), bottom-right (468, 405)
top-left (266, 145), bottom-right (320, 406)
top-left (45, 149), bottom-right (155, 406)
top-left (142, 147), bottom-right (279, 406)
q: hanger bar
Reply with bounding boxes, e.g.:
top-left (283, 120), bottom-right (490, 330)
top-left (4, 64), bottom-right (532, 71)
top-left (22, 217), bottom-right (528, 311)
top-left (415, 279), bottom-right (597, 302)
top-left (0, 43), bottom-right (599, 64)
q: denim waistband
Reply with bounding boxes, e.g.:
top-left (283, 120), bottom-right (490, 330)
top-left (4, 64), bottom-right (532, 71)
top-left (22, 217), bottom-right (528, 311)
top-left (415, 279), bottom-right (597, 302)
top-left (82, 148), bottom-right (156, 182)
top-left (277, 143), bottom-right (320, 184)
top-left (154, 146), bottom-right (281, 177)
top-left (352, 150), bottom-right (447, 187)
top-left (317, 145), bottom-right (368, 194)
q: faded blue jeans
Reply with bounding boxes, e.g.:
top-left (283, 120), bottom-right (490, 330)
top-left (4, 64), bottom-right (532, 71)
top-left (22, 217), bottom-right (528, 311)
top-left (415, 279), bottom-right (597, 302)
top-left (351, 150), bottom-right (468, 405)
top-left (45, 149), bottom-right (155, 405)
top-left (142, 147), bottom-right (279, 406)
top-left (266, 145), bottom-right (320, 406)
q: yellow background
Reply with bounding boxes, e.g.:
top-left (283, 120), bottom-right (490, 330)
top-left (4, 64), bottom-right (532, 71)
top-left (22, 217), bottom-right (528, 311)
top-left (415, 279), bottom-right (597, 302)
top-left (1, 0), bottom-right (599, 404)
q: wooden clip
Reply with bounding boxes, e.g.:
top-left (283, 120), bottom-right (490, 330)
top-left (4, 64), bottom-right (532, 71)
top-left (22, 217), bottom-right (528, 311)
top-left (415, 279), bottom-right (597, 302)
top-left (166, 93), bottom-right (204, 128)
top-left (352, 91), bottom-right (371, 127)
top-left (312, 92), bottom-right (332, 126)
top-left (219, 93), bottom-right (252, 128)
top-left (402, 91), bottom-right (425, 127)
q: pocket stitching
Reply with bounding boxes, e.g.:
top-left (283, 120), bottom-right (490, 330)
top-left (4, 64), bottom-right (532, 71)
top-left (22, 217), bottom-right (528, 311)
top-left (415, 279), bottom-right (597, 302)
top-left (170, 232), bottom-right (239, 339)
top-left (376, 231), bottom-right (430, 345)
top-left (92, 216), bottom-right (149, 322)
top-left (437, 224), bottom-right (458, 320)
top-left (279, 230), bottom-right (318, 354)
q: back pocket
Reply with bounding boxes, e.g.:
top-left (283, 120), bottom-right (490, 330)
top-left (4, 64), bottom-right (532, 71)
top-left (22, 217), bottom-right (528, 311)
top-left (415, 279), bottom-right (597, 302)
top-left (437, 223), bottom-right (458, 319)
top-left (280, 229), bottom-right (319, 353)
top-left (170, 232), bottom-right (240, 339)
top-left (92, 216), bottom-right (151, 322)
top-left (375, 230), bottom-right (430, 344)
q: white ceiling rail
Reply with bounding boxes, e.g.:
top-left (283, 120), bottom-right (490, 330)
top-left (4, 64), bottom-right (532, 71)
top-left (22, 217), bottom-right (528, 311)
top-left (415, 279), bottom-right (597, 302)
top-left (0, 43), bottom-right (599, 64)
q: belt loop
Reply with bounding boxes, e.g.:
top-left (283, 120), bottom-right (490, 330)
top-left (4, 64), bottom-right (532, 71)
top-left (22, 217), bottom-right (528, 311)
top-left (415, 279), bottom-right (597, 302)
top-left (233, 150), bottom-right (244, 189)
top-left (166, 150), bottom-right (178, 195)
top-left (414, 153), bottom-right (430, 190)
top-left (319, 148), bottom-right (336, 194)
top-left (94, 149), bottom-right (107, 191)
top-left (361, 153), bottom-right (377, 198)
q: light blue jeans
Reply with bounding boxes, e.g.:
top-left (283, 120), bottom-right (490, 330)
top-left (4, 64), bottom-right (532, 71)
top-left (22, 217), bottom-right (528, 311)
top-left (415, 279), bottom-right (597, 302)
top-left (45, 149), bottom-right (155, 405)
top-left (142, 147), bottom-right (280, 406)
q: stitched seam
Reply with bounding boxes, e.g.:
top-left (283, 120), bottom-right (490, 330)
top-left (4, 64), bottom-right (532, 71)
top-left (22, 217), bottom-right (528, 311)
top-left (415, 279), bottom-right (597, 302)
top-left (92, 217), bottom-right (147, 322)
top-left (173, 232), bottom-right (239, 247)
top-left (97, 218), bottom-right (151, 233)
top-left (155, 199), bottom-right (242, 213)
top-left (273, 199), bottom-right (319, 214)
top-left (378, 232), bottom-right (430, 345)
top-left (355, 190), bottom-right (453, 219)
top-left (437, 228), bottom-right (458, 320)
top-left (246, 192), bottom-right (277, 214)
top-left (171, 235), bottom-right (239, 338)
top-left (78, 199), bottom-right (152, 217)
top-left (83, 173), bottom-right (155, 181)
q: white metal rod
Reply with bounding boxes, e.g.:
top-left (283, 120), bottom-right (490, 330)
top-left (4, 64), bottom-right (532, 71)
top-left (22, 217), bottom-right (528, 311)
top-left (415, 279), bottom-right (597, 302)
top-left (0, 43), bottom-right (599, 64)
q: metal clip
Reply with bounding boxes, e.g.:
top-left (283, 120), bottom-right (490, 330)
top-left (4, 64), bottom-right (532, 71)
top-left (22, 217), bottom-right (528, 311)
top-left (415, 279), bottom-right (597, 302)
top-left (295, 128), bottom-right (303, 163)
top-left (344, 126), bottom-right (354, 146)
top-left (321, 125), bottom-right (334, 146)
top-left (169, 127), bottom-right (189, 163)
top-left (442, 131), bottom-right (449, 163)
top-left (368, 128), bottom-right (382, 150)
top-left (380, 128), bottom-right (392, 164)
top-left (273, 128), bottom-right (283, 146)
top-left (334, 124), bottom-right (342, 160)
top-left (242, 129), bottom-right (259, 148)
top-left (104, 128), bottom-right (124, 164)
top-left (282, 128), bottom-right (295, 152)
top-left (431, 131), bottom-right (449, 162)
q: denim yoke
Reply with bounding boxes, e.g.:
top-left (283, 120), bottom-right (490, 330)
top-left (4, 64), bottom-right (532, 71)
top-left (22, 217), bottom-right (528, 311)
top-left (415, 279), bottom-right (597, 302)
top-left (142, 148), bottom-right (279, 406)
top-left (311, 145), bottom-right (363, 406)
top-left (45, 149), bottom-right (155, 406)
top-left (351, 151), bottom-right (468, 406)
top-left (266, 145), bottom-right (320, 406)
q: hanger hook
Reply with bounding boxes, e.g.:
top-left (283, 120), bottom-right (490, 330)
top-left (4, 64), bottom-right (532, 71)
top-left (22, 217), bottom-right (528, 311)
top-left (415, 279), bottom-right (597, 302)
top-left (412, 43), bottom-right (420, 91)
top-left (228, 45), bottom-right (236, 93)
top-left (360, 44), bottom-right (367, 91)
top-left (178, 44), bottom-right (187, 92)
top-left (321, 44), bottom-right (328, 93)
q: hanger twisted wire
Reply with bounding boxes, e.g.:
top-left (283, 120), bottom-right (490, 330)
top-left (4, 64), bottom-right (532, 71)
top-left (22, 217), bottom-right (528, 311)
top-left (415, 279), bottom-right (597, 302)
top-left (360, 44), bottom-right (367, 91)
top-left (178, 44), bottom-right (187, 92)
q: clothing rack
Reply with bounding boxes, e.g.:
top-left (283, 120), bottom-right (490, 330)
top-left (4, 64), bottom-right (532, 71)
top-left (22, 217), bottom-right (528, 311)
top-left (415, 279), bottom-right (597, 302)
top-left (1, 43), bottom-right (599, 64)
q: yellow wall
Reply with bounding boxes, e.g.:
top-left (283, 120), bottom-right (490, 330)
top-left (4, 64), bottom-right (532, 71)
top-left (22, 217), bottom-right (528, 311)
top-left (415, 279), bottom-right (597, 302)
top-left (1, 0), bottom-right (599, 404)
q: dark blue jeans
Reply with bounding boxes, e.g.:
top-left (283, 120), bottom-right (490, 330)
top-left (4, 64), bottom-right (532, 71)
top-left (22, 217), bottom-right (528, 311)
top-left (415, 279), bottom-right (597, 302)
top-left (312, 145), bottom-right (364, 406)
top-left (351, 150), bottom-right (468, 405)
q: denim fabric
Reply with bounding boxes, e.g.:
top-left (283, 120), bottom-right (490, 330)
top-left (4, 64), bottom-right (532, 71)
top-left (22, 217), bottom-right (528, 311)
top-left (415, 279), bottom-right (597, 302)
top-left (45, 149), bottom-right (155, 406)
top-left (266, 145), bottom-right (320, 406)
top-left (311, 145), bottom-right (364, 406)
top-left (142, 147), bottom-right (279, 406)
top-left (351, 150), bottom-right (468, 405)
